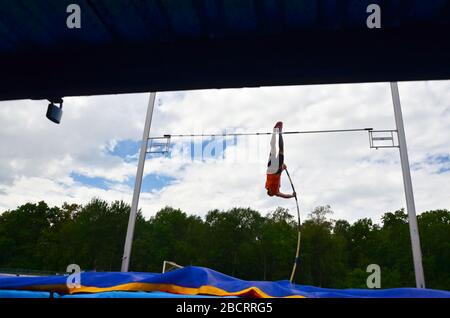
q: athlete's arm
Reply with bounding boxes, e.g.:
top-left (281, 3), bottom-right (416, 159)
top-left (275, 191), bottom-right (296, 199)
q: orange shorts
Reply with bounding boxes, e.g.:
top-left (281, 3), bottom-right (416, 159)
top-left (265, 173), bottom-right (281, 195)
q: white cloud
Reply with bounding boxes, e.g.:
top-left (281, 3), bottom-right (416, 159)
top-left (0, 81), bottom-right (449, 224)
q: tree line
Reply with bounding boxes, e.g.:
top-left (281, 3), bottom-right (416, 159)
top-left (0, 199), bottom-right (448, 290)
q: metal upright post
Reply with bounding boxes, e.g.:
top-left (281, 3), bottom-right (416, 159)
top-left (390, 82), bottom-right (425, 288)
top-left (121, 92), bottom-right (156, 272)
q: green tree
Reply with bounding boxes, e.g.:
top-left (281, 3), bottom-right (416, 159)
top-left (133, 206), bottom-right (208, 272)
top-left (0, 200), bottom-right (449, 290)
top-left (378, 210), bottom-right (414, 287)
top-left (297, 205), bottom-right (346, 287)
top-left (205, 208), bottom-right (264, 279)
top-left (56, 198), bottom-right (145, 271)
top-left (418, 209), bottom-right (450, 289)
top-left (0, 201), bottom-right (58, 269)
top-left (260, 207), bottom-right (297, 280)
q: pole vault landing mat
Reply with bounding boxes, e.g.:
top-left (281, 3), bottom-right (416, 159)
top-left (1, 266), bottom-right (449, 298)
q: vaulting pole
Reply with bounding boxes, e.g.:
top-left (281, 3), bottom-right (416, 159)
top-left (121, 92), bottom-right (156, 272)
top-left (390, 82), bottom-right (425, 288)
top-left (285, 168), bottom-right (301, 283)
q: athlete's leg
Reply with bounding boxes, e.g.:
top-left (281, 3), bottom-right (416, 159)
top-left (275, 132), bottom-right (284, 174)
top-left (267, 129), bottom-right (279, 174)
top-left (270, 128), bottom-right (277, 156)
top-left (279, 130), bottom-right (284, 155)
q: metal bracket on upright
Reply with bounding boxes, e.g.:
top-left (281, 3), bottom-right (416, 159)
top-left (147, 135), bottom-right (171, 155)
top-left (368, 129), bottom-right (399, 149)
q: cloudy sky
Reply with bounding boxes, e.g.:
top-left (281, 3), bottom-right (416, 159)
top-left (0, 81), bottom-right (449, 223)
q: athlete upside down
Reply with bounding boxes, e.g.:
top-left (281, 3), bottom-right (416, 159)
top-left (265, 121), bottom-right (296, 199)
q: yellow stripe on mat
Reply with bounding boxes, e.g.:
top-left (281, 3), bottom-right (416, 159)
top-left (21, 283), bottom-right (305, 298)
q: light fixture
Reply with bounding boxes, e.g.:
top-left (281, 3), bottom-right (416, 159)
top-left (46, 97), bottom-right (63, 124)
